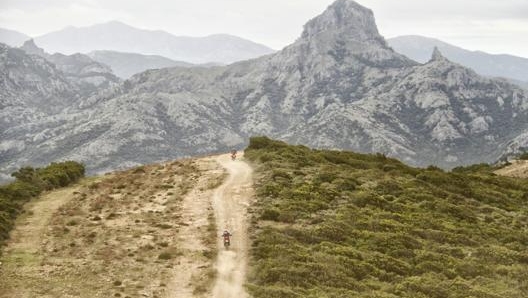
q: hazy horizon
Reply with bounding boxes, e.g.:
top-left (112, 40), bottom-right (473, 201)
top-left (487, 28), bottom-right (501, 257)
top-left (1, 0), bottom-right (527, 58)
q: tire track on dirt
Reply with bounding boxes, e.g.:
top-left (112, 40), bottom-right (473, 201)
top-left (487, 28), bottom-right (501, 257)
top-left (211, 153), bottom-right (253, 298)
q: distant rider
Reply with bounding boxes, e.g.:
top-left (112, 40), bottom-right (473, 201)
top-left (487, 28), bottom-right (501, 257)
top-left (222, 230), bottom-right (232, 246)
top-left (231, 150), bottom-right (237, 161)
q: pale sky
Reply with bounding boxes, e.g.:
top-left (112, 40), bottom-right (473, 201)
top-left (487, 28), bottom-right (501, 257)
top-left (1, 0), bottom-right (527, 58)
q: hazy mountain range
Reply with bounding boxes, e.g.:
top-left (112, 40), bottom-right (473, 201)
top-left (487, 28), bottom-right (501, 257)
top-left (31, 21), bottom-right (274, 64)
top-left (0, 28), bottom-right (30, 47)
top-left (0, 21), bottom-right (275, 65)
top-left (2, 21), bottom-right (528, 83)
top-left (87, 50), bottom-right (195, 79)
top-left (0, 22), bottom-right (273, 78)
top-left (86, 50), bottom-right (223, 79)
top-left (1, 0), bottom-right (527, 182)
top-left (388, 35), bottom-right (528, 84)
top-left (1, 0), bottom-right (526, 179)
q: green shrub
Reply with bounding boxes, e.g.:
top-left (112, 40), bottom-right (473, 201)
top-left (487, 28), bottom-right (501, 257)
top-left (158, 251), bottom-right (173, 260)
top-left (132, 166), bottom-right (146, 173)
top-left (518, 152), bottom-right (528, 160)
top-left (261, 208), bottom-right (281, 221)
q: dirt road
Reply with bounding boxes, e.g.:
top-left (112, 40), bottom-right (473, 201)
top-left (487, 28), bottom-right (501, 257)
top-left (2, 186), bottom-right (81, 257)
top-left (211, 153), bottom-right (253, 298)
top-left (0, 182), bottom-right (85, 297)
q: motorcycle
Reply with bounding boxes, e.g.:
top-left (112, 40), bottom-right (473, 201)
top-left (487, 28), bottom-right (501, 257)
top-left (222, 231), bottom-right (232, 249)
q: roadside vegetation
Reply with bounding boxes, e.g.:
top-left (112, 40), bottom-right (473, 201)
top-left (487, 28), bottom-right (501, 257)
top-left (518, 152), bottom-right (528, 160)
top-left (0, 161), bottom-right (85, 248)
top-left (245, 137), bottom-right (528, 298)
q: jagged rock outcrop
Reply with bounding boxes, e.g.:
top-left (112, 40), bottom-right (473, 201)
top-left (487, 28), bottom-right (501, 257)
top-left (0, 43), bottom-right (80, 180)
top-left (20, 39), bottom-right (120, 94)
top-left (0, 42), bottom-right (77, 112)
top-left (501, 133), bottom-right (528, 160)
top-left (1, 0), bottom-right (527, 181)
top-left (388, 35), bottom-right (528, 84)
top-left (19, 39), bottom-right (47, 57)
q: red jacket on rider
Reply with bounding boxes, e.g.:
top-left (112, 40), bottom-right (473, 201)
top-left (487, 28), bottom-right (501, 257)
top-left (222, 231), bottom-right (232, 242)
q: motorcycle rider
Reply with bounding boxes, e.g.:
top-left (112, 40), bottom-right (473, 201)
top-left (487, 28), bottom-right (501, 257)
top-left (222, 230), bottom-right (232, 247)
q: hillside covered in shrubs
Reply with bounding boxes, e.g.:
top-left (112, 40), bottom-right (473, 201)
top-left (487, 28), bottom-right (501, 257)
top-left (245, 137), bottom-right (528, 298)
top-left (0, 161), bottom-right (85, 247)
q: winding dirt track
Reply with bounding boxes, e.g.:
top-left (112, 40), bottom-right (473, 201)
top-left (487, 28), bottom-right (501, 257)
top-left (211, 153), bottom-right (253, 298)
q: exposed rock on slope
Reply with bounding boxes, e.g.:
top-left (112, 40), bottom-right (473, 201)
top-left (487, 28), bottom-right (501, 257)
top-left (0, 42), bottom-right (81, 180)
top-left (0, 41), bottom-right (121, 181)
top-left (0, 42), bottom-right (78, 116)
top-left (388, 35), bottom-right (528, 84)
top-left (1, 0), bottom-right (527, 180)
top-left (20, 39), bottom-right (120, 94)
top-left (500, 132), bottom-right (528, 161)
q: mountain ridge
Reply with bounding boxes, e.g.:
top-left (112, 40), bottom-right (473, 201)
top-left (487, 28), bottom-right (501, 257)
top-left (0, 28), bottom-right (30, 47)
top-left (19, 39), bottom-right (120, 94)
top-left (1, 0), bottom-right (527, 181)
top-left (87, 50), bottom-right (196, 79)
top-left (33, 21), bottom-right (275, 64)
top-left (388, 35), bottom-right (528, 83)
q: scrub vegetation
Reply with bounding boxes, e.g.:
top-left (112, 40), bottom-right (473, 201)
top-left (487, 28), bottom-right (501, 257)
top-left (245, 137), bottom-right (528, 298)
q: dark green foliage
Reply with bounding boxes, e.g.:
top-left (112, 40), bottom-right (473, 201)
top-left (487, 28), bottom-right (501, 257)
top-left (452, 163), bottom-right (496, 174)
top-left (245, 137), bottom-right (528, 297)
top-left (158, 252), bottom-right (173, 260)
top-left (0, 161), bottom-right (85, 248)
top-left (518, 152), bottom-right (528, 160)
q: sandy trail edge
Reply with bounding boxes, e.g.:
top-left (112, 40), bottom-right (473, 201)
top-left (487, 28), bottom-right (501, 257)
top-left (2, 185), bottom-right (82, 257)
top-left (211, 153), bottom-right (253, 298)
top-left (167, 158), bottom-right (223, 298)
top-left (494, 160), bottom-right (528, 178)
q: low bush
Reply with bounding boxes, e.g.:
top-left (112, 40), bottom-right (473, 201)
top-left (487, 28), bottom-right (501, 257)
top-left (518, 152), bottom-right (528, 160)
top-left (158, 251), bottom-right (173, 260)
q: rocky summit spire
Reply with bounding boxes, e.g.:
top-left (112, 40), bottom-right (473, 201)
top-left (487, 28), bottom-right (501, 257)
top-left (429, 46), bottom-right (447, 62)
top-left (301, 0), bottom-right (385, 45)
top-left (20, 39), bottom-right (47, 57)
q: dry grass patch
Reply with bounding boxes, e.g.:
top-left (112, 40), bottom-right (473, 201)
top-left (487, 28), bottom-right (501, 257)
top-left (0, 159), bottom-right (205, 298)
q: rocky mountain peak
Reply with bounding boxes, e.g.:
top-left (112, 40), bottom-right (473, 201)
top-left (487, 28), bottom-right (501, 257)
top-left (301, 0), bottom-right (384, 45)
top-left (18, 39), bottom-right (119, 95)
top-left (429, 46), bottom-right (447, 62)
top-left (2, 0), bottom-right (528, 183)
top-left (20, 39), bottom-right (47, 57)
